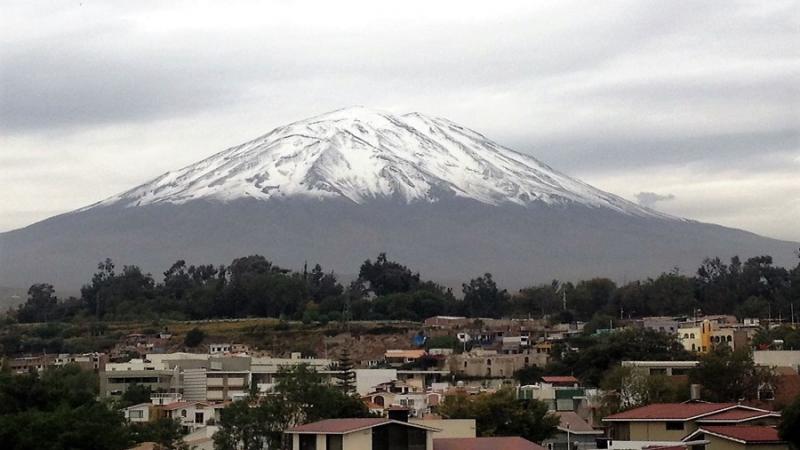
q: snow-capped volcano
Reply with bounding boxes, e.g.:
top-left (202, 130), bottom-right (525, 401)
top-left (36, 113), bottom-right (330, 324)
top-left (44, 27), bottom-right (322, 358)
top-left (98, 107), bottom-right (665, 219)
top-left (2, 107), bottom-right (796, 290)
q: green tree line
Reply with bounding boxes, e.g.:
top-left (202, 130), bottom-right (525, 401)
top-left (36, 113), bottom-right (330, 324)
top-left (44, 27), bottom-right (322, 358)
top-left (10, 252), bottom-right (800, 325)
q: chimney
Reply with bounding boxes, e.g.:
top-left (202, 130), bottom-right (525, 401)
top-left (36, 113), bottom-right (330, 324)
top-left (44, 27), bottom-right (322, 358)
top-left (690, 384), bottom-right (702, 400)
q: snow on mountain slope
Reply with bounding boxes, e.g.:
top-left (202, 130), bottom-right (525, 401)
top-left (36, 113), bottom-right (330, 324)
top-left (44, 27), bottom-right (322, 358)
top-left (93, 106), bottom-right (672, 219)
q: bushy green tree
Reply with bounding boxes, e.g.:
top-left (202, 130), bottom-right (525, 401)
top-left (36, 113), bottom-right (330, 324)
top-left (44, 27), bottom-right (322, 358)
top-left (462, 273), bottom-right (509, 318)
top-left (779, 394), bottom-right (800, 450)
top-left (358, 253), bottom-right (420, 296)
top-left (128, 418), bottom-right (188, 450)
top-left (214, 365), bottom-right (371, 450)
top-left (184, 327), bottom-right (206, 348)
top-left (0, 365), bottom-right (131, 450)
top-left (438, 389), bottom-right (558, 442)
top-left (690, 346), bottom-right (773, 402)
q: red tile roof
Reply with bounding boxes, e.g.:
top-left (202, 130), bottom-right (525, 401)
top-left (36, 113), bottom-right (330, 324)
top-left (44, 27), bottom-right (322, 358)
top-left (541, 376), bottom-right (579, 384)
top-left (693, 426), bottom-right (783, 443)
top-left (287, 418), bottom-right (389, 433)
top-left (434, 437), bottom-right (546, 450)
top-left (286, 418), bottom-right (439, 434)
top-left (604, 403), bottom-right (737, 421)
top-left (161, 401), bottom-right (205, 411)
top-left (698, 409), bottom-right (779, 423)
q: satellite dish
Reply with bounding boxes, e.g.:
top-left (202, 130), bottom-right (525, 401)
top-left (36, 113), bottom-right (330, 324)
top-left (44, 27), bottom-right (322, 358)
top-left (457, 332), bottom-right (471, 343)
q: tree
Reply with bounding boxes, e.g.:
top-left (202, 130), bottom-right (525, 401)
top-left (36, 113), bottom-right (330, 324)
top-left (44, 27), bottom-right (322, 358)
top-left (462, 273), bottom-right (509, 318)
top-left (438, 389), bottom-right (558, 442)
top-left (0, 365), bottom-right (132, 450)
top-left (128, 418), bottom-right (188, 450)
top-left (690, 346), bottom-right (773, 402)
top-left (118, 383), bottom-right (153, 409)
top-left (214, 365), bottom-right (371, 450)
top-left (17, 284), bottom-right (60, 323)
top-left (514, 365), bottom-right (544, 386)
top-left (358, 253), bottom-right (420, 296)
top-left (561, 328), bottom-right (692, 386)
top-left (779, 394), bottom-right (800, 450)
top-left (184, 327), bottom-right (206, 348)
top-left (334, 348), bottom-right (356, 394)
top-left (600, 366), bottom-right (688, 414)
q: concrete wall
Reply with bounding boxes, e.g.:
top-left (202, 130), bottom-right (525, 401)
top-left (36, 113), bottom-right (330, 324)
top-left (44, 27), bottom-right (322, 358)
top-left (344, 429), bottom-right (373, 450)
top-left (754, 351), bottom-right (800, 372)
top-left (628, 422), bottom-right (697, 441)
top-left (410, 419), bottom-right (475, 439)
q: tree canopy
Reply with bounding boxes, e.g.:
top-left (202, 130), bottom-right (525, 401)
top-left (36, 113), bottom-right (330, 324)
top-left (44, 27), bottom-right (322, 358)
top-left (438, 389), bottom-right (558, 442)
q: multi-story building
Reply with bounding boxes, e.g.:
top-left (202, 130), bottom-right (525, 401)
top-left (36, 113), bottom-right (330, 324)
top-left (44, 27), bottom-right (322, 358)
top-left (449, 349), bottom-right (548, 378)
top-left (6, 352), bottom-right (108, 374)
top-left (100, 351), bottom-right (335, 400)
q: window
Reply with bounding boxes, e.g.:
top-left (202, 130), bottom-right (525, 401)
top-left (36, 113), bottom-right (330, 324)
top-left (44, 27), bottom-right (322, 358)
top-left (690, 333), bottom-right (695, 339)
top-left (665, 422), bottom-right (684, 431)
top-left (299, 434), bottom-right (316, 450)
top-left (181, 410), bottom-right (187, 418)
top-left (486, 359), bottom-right (492, 366)
top-left (326, 435), bottom-right (343, 450)
top-left (129, 410), bottom-right (144, 419)
top-left (195, 412), bottom-right (204, 423)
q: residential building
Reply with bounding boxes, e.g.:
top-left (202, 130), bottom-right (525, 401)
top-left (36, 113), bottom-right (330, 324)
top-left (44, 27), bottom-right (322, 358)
top-left (639, 317), bottom-right (681, 335)
top-left (124, 403), bottom-right (154, 423)
top-left (6, 352), bottom-right (108, 374)
top-left (517, 381), bottom-right (588, 412)
top-left (101, 351), bottom-right (335, 400)
top-left (621, 361), bottom-right (699, 377)
top-left (408, 419), bottom-right (475, 439)
top-left (684, 426), bottom-right (789, 450)
top-left (385, 350), bottom-right (427, 367)
top-left (449, 349), bottom-right (547, 378)
top-left (285, 418), bottom-right (439, 450)
top-left (543, 411), bottom-right (602, 450)
top-left (603, 403), bottom-right (779, 442)
top-left (753, 351), bottom-right (800, 373)
top-left (162, 401), bottom-right (220, 432)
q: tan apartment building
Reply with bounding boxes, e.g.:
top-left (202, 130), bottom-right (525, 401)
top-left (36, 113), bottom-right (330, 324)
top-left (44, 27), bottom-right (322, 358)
top-left (449, 349), bottom-right (548, 378)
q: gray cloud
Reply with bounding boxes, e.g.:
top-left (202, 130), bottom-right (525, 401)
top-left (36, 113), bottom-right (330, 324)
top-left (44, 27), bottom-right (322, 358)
top-left (0, 0), bottom-right (798, 241)
top-left (635, 192), bottom-right (676, 208)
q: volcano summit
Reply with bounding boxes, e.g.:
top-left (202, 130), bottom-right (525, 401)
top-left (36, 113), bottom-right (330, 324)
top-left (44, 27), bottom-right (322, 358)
top-left (1, 107), bottom-right (796, 288)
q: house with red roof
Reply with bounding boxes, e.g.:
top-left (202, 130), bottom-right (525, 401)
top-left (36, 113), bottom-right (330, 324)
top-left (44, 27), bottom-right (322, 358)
top-left (603, 403), bottom-right (778, 442)
top-left (285, 417), bottom-right (440, 450)
top-left (683, 426), bottom-right (788, 450)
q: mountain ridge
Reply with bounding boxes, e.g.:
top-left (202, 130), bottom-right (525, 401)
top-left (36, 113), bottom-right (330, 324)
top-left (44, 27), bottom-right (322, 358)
top-left (86, 106), bottom-right (672, 220)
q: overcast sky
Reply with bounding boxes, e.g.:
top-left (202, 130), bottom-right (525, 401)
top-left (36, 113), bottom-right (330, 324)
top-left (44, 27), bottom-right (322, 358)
top-left (1, 0), bottom-right (799, 241)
